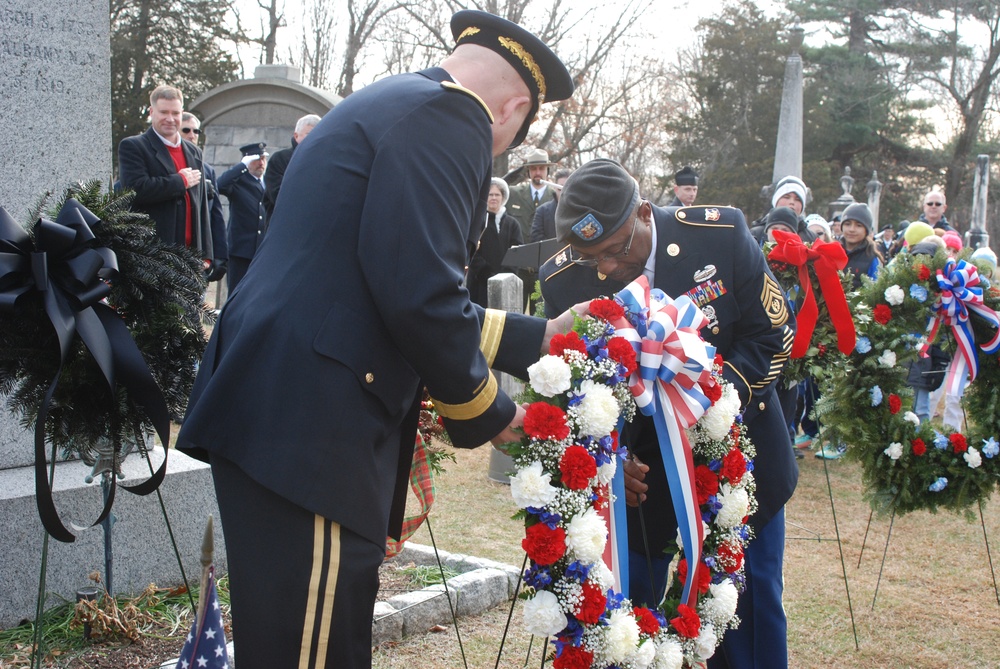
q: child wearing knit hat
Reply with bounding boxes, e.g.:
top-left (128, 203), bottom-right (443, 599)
top-left (839, 202), bottom-right (882, 288)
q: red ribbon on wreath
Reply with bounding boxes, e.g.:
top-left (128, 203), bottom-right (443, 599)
top-left (768, 229), bottom-right (856, 357)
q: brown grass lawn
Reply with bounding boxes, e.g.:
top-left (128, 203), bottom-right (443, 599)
top-left (374, 443), bottom-right (1000, 669)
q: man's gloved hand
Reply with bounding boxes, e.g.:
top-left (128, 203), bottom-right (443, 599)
top-left (241, 154), bottom-right (259, 167)
top-left (205, 258), bottom-right (228, 282)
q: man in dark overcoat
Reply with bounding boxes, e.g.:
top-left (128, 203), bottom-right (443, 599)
top-left (218, 142), bottom-right (268, 292)
top-left (546, 159), bottom-right (798, 669)
top-left (177, 11), bottom-right (574, 668)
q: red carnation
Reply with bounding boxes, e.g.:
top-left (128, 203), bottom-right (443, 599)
top-left (950, 433), bottom-right (968, 453)
top-left (607, 337), bottom-right (638, 375)
top-left (611, 429), bottom-right (620, 453)
top-left (560, 445), bottom-right (598, 490)
top-left (888, 394), bottom-right (902, 415)
top-left (912, 438), bottom-right (927, 456)
top-left (717, 540), bottom-right (744, 574)
top-left (589, 298), bottom-right (625, 322)
top-left (917, 264), bottom-right (931, 281)
top-left (714, 353), bottom-right (724, 368)
top-left (634, 607), bottom-right (661, 635)
top-left (553, 644), bottom-right (594, 669)
top-left (721, 447), bottom-right (747, 484)
top-left (677, 558), bottom-right (712, 595)
top-left (873, 304), bottom-right (892, 325)
top-left (523, 403), bottom-right (571, 441)
top-left (694, 465), bottom-right (719, 505)
top-left (574, 582), bottom-right (607, 624)
top-left (701, 380), bottom-right (724, 404)
top-left (670, 604), bottom-right (702, 638)
top-left (522, 523), bottom-right (566, 566)
top-left (549, 331), bottom-right (587, 357)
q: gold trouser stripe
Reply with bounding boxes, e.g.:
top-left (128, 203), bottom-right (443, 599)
top-left (298, 517), bottom-right (341, 669)
top-left (431, 371), bottom-right (498, 420)
top-left (480, 309), bottom-right (506, 366)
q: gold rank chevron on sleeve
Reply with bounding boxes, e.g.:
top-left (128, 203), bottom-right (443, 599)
top-left (752, 323), bottom-right (794, 391)
top-left (479, 308), bottom-right (506, 367)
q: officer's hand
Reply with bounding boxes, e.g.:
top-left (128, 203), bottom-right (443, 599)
top-left (491, 404), bottom-right (525, 453)
top-left (241, 154), bottom-right (260, 166)
top-left (180, 168), bottom-right (202, 188)
top-left (541, 300), bottom-right (592, 354)
top-left (205, 258), bottom-right (228, 282)
top-left (623, 455), bottom-right (649, 507)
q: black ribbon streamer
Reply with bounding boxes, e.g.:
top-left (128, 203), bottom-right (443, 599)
top-left (0, 199), bottom-right (171, 543)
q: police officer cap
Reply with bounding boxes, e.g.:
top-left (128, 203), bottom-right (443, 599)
top-left (556, 159), bottom-right (639, 248)
top-left (675, 166), bottom-right (698, 186)
top-left (451, 10), bottom-right (574, 149)
top-left (239, 142), bottom-right (267, 157)
top-left (840, 202), bottom-right (873, 234)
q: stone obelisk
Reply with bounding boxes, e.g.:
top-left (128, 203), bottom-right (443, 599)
top-left (772, 26), bottom-right (805, 183)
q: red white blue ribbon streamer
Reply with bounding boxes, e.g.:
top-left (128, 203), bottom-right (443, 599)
top-left (610, 276), bottom-right (716, 607)
top-left (926, 259), bottom-right (1000, 394)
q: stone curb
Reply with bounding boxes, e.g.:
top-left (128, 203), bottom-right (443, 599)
top-left (159, 543), bottom-right (522, 665)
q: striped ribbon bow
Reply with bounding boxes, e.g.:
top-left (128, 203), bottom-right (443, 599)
top-left (608, 276), bottom-right (717, 607)
top-left (927, 258), bottom-right (1000, 394)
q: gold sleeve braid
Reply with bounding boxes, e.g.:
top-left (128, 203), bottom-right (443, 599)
top-left (752, 324), bottom-right (794, 390)
top-left (431, 371), bottom-right (498, 421)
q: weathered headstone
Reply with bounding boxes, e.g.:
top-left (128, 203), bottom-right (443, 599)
top-left (0, 0), bottom-right (225, 628)
top-left (486, 272), bottom-right (524, 484)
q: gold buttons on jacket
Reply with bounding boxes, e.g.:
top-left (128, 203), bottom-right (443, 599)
top-left (365, 373), bottom-right (374, 384)
top-left (712, 326), bottom-right (720, 334)
top-left (758, 401), bottom-right (766, 411)
top-left (667, 243), bottom-right (680, 256)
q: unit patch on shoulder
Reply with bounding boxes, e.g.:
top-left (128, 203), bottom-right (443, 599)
top-left (705, 208), bottom-right (721, 221)
top-left (761, 274), bottom-right (789, 326)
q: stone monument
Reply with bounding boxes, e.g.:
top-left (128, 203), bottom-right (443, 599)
top-left (0, 0), bottom-right (225, 628)
top-left (772, 26), bottom-right (805, 184)
top-left (967, 154), bottom-right (990, 251)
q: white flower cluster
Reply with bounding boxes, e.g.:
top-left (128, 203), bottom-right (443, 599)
top-left (699, 382), bottom-right (741, 441)
top-left (884, 284), bottom-right (905, 306)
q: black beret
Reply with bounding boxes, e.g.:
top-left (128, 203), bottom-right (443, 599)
top-left (451, 10), bottom-right (573, 149)
top-left (239, 142), bottom-right (267, 157)
top-left (764, 206), bottom-right (799, 236)
top-left (880, 223), bottom-right (894, 232)
top-left (556, 159), bottom-right (639, 247)
top-left (675, 165), bottom-right (698, 186)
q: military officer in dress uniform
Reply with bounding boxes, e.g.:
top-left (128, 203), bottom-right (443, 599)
top-left (177, 11), bottom-right (575, 669)
top-left (538, 244), bottom-right (626, 318)
top-left (218, 142), bottom-right (268, 293)
top-left (548, 159), bottom-right (797, 669)
top-left (670, 165), bottom-right (699, 206)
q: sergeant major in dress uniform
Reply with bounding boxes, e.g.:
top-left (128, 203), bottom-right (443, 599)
top-left (547, 159), bottom-right (797, 669)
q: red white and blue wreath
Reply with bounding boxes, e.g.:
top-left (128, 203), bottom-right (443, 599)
top-left (505, 277), bottom-right (756, 669)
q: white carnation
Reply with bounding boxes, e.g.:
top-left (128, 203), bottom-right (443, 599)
top-left (878, 350), bottom-right (897, 368)
top-left (714, 484), bottom-right (750, 529)
top-left (694, 622), bottom-right (718, 660)
top-left (903, 411), bottom-right (920, 426)
top-left (523, 590), bottom-right (567, 637)
top-left (576, 380), bottom-right (620, 437)
top-left (884, 285), bottom-right (905, 306)
top-left (700, 580), bottom-right (739, 625)
top-left (510, 461), bottom-right (559, 509)
top-left (884, 442), bottom-right (903, 460)
top-left (653, 637), bottom-right (685, 669)
top-left (628, 639), bottom-right (657, 669)
top-left (965, 447), bottom-right (983, 468)
top-left (596, 456), bottom-right (618, 485)
top-left (605, 608), bottom-right (641, 664)
top-left (528, 355), bottom-right (573, 398)
top-left (699, 383), bottom-right (740, 441)
top-left (591, 560), bottom-right (616, 591)
top-left (565, 507), bottom-right (607, 565)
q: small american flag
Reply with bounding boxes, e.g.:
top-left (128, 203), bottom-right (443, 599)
top-left (175, 567), bottom-right (229, 669)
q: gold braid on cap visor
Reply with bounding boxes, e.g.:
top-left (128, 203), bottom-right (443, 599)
top-left (498, 36), bottom-right (546, 103)
top-left (458, 26), bottom-right (481, 40)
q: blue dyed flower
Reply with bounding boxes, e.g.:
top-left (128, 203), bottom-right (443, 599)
top-left (929, 477), bottom-right (949, 492)
top-left (855, 337), bottom-right (872, 354)
top-left (523, 564), bottom-right (553, 589)
top-left (933, 431), bottom-right (949, 450)
top-left (983, 437), bottom-right (999, 459)
top-left (909, 284), bottom-right (928, 302)
top-left (564, 560), bottom-right (591, 583)
top-left (870, 385), bottom-right (883, 406)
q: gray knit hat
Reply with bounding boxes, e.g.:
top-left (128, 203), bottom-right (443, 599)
top-left (841, 202), bottom-right (873, 234)
top-left (556, 159), bottom-right (640, 247)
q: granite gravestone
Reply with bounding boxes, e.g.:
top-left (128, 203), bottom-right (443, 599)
top-left (0, 0), bottom-right (225, 628)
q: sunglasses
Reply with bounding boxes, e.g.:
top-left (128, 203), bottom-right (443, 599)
top-left (181, 127), bottom-right (201, 135)
top-left (925, 201), bottom-right (943, 207)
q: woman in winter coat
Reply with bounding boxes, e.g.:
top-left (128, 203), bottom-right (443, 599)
top-left (466, 177), bottom-right (523, 308)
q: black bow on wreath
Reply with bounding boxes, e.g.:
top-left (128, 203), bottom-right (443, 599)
top-left (0, 199), bottom-right (171, 543)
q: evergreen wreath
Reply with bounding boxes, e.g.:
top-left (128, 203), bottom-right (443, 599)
top-left (0, 181), bottom-right (211, 468)
top-left (815, 247), bottom-right (1000, 516)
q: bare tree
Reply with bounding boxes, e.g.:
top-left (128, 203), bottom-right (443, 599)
top-left (299, 0), bottom-right (337, 88)
top-left (258, 0), bottom-right (285, 64)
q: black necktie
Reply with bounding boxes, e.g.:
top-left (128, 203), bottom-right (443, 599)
top-left (533, 191), bottom-right (540, 205)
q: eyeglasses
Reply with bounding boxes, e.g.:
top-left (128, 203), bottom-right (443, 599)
top-left (181, 127), bottom-right (201, 135)
top-left (574, 207), bottom-right (640, 268)
top-left (925, 201), bottom-right (943, 207)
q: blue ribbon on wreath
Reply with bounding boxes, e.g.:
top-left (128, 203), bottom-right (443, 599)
top-left (0, 200), bottom-right (171, 543)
